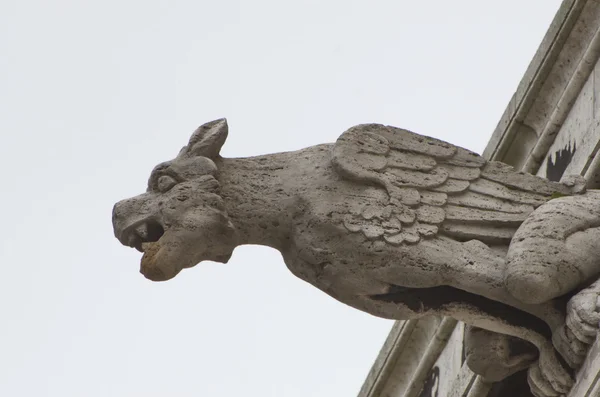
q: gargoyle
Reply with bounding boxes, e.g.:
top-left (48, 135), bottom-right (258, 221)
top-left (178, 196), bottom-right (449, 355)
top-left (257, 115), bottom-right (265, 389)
top-left (112, 119), bottom-right (600, 397)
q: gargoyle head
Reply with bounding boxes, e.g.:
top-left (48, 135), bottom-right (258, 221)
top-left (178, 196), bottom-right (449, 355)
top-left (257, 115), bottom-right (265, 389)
top-left (112, 119), bottom-right (238, 281)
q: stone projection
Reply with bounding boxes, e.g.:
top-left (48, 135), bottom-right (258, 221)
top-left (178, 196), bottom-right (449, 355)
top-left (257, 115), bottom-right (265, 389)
top-left (112, 119), bottom-right (600, 397)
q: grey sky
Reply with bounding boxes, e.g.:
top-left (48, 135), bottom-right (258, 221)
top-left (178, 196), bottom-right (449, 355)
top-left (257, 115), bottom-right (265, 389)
top-left (1, 1), bottom-right (561, 396)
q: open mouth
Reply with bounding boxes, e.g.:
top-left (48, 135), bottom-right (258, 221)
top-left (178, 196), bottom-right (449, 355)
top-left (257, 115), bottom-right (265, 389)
top-left (124, 219), bottom-right (165, 253)
top-left (122, 219), bottom-right (176, 281)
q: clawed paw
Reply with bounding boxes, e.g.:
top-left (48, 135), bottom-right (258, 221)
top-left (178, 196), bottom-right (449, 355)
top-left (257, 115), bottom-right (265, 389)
top-left (553, 326), bottom-right (588, 368)
top-left (566, 284), bottom-right (600, 343)
top-left (527, 347), bottom-right (573, 397)
top-left (554, 281), bottom-right (600, 370)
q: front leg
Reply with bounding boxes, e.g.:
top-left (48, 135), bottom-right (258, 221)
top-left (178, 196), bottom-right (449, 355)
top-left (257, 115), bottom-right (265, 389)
top-left (503, 191), bottom-right (600, 390)
top-left (506, 192), bottom-right (600, 305)
top-left (553, 279), bottom-right (600, 368)
top-left (358, 288), bottom-right (575, 397)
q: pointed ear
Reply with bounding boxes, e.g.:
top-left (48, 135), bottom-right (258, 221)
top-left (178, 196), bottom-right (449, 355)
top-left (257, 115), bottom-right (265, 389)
top-left (185, 118), bottom-right (228, 158)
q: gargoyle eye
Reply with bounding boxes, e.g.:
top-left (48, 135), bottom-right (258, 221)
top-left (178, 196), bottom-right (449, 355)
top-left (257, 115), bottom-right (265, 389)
top-left (157, 175), bottom-right (178, 192)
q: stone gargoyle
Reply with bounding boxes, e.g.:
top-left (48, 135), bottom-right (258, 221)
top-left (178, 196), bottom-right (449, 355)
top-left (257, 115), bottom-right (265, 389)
top-left (112, 119), bottom-right (600, 397)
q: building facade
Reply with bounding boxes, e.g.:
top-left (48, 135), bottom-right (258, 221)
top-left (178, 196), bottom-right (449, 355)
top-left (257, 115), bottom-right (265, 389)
top-left (358, 1), bottom-right (600, 396)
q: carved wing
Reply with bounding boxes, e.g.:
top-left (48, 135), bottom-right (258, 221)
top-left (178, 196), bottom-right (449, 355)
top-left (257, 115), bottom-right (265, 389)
top-left (332, 124), bottom-right (582, 245)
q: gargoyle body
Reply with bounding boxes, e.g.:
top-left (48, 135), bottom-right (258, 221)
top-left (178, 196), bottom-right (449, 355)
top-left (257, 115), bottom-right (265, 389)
top-left (112, 119), bottom-right (600, 397)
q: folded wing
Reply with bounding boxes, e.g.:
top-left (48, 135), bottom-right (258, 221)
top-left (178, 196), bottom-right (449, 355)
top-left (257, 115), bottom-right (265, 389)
top-left (332, 124), bottom-right (579, 245)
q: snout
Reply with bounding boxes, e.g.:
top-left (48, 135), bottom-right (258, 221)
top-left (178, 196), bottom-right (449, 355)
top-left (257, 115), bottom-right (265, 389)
top-left (112, 193), bottom-right (164, 251)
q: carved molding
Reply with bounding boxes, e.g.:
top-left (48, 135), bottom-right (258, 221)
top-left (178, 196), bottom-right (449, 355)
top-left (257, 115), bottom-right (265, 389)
top-left (484, 0), bottom-right (600, 175)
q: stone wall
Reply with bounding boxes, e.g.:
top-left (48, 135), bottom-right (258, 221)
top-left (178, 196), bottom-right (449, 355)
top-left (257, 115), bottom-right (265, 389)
top-left (536, 56), bottom-right (600, 183)
top-left (358, 319), bottom-right (532, 397)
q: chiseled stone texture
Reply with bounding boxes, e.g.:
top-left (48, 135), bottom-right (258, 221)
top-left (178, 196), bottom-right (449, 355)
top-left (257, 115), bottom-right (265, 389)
top-left (357, 1), bottom-right (600, 395)
top-left (536, 57), bottom-right (599, 182)
top-left (567, 336), bottom-right (600, 396)
top-left (113, 119), bottom-right (600, 396)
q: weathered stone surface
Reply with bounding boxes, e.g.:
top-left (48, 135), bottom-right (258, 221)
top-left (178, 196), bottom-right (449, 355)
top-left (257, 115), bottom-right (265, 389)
top-left (112, 120), bottom-right (600, 397)
top-left (465, 326), bottom-right (537, 382)
top-left (482, 161), bottom-right (573, 196)
top-left (567, 335), bottom-right (600, 396)
top-left (469, 178), bottom-right (549, 206)
top-left (446, 191), bottom-right (534, 214)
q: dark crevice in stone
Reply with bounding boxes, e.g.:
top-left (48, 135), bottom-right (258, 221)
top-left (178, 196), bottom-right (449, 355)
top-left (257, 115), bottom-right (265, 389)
top-left (371, 285), bottom-right (552, 339)
top-left (418, 366), bottom-right (440, 397)
top-left (546, 142), bottom-right (576, 182)
top-left (488, 370), bottom-right (533, 397)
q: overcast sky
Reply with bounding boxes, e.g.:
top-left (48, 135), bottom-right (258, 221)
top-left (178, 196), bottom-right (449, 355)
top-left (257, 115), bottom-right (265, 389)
top-left (1, 1), bottom-right (562, 396)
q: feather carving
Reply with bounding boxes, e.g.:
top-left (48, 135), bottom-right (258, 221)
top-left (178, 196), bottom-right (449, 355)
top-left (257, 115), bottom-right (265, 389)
top-left (332, 124), bottom-right (584, 245)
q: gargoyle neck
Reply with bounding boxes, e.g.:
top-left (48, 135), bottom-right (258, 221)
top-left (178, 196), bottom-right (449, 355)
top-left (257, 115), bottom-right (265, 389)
top-left (214, 153), bottom-right (301, 250)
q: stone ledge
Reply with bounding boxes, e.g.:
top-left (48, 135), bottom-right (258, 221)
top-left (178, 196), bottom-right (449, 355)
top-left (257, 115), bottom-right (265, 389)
top-left (483, 0), bottom-right (581, 163)
top-left (484, 0), bottom-right (600, 176)
top-left (358, 318), bottom-right (469, 397)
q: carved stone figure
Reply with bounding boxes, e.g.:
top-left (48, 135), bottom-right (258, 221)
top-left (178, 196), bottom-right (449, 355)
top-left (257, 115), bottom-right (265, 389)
top-left (112, 119), bottom-right (600, 397)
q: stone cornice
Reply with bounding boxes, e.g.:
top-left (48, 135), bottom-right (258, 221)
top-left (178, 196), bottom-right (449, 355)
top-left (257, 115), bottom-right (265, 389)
top-left (483, 0), bottom-right (600, 175)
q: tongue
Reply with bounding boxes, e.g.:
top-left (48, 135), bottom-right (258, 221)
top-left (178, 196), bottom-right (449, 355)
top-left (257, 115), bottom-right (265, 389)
top-left (141, 241), bottom-right (159, 255)
top-left (140, 242), bottom-right (166, 281)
